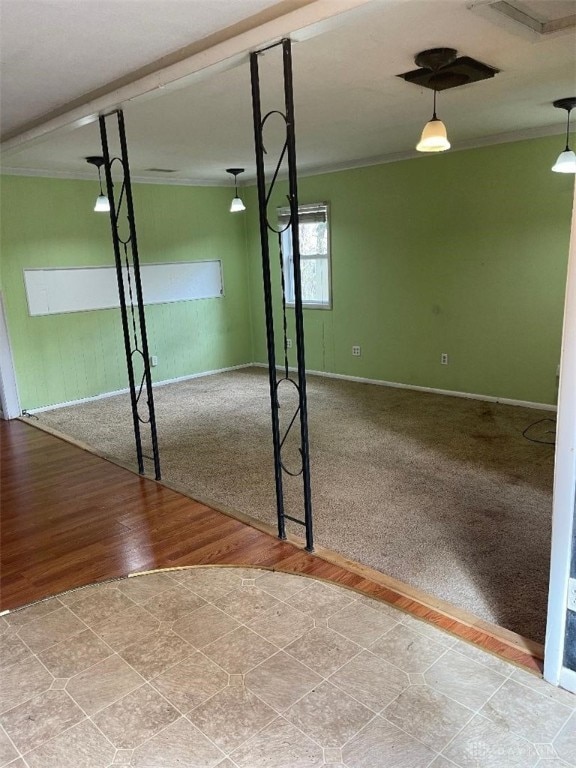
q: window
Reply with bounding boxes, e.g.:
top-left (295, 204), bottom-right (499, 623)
top-left (278, 202), bottom-right (331, 309)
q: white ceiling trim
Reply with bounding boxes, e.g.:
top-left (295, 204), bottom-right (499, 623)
top-left (0, 0), bottom-right (374, 156)
top-left (2, 122), bottom-right (565, 187)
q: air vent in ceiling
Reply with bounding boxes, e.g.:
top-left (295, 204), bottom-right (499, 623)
top-left (397, 48), bottom-right (499, 91)
top-left (145, 168), bottom-right (178, 173)
top-left (469, 1), bottom-right (576, 36)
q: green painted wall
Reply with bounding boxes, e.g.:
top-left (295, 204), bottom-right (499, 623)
top-left (246, 135), bottom-right (574, 405)
top-left (0, 176), bottom-right (252, 409)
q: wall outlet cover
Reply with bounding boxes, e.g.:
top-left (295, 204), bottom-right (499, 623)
top-left (441, 353), bottom-right (449, 365)
top-left (150, 355), bottom-right (158, 367)
top-left (352, 346), bottom-right (361, 357)
top-left (286, 339), bottom-right (293, 349)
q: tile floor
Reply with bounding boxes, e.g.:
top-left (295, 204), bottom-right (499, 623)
top-left (0, 567), bottom-right (574, 768)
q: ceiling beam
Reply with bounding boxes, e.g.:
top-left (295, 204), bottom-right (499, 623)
top-left (1, 0), bottom-right (374, 155)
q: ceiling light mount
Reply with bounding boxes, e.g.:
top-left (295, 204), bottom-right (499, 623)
top-left (398, 47), bottom-right (499, 91)
top-left (552, 97), bottom-right (576, 174)
top-left (227, 168), bottom-right (246, 213)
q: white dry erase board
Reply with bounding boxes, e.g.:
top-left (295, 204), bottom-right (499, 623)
top-left (23, 261), bottom-right (224, 316)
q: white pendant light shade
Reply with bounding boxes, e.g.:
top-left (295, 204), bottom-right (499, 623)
top-left (226, 168), bottom-right (246, 213)
top-left (551, 98), bottom-right (576, 174)
top-left (94, 194), bottom-right (111, 212)
top-left (230, 196), bottom-right (246, 213)
top-left (416, 117), bottom-right (451, 152)
top-left (552, 149), bottom-right (576, 173)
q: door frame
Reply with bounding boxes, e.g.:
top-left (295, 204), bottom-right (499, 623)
top-left (545, 179), bottom-right (576, 692)
top-left (0, 292), bottom-right (21, 419)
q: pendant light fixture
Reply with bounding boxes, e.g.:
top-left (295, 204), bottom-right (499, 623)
top-left (226, 168), bottom-right (246, 212)
top-left (416, 88), bottom-right (451, 153)
top-left (552, 97), bottom-right (576, 174)
top-left (86, 156), bottom-right (110, 212)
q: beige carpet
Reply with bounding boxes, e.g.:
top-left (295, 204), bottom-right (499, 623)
top-left (37, 367), bottom-right (555, 643)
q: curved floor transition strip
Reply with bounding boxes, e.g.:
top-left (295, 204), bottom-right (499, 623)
top-left (1, 567), bottom-right (574, 768)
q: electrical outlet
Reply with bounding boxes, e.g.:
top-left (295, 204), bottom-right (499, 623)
top-left (568, 578), bottom-right (576, 612)
top-left (441, 353), bottom-right (449, 365)
top-left (352, 346), bottom-right (361, 357)
top-left (150, 355), bottom-right (158, 367)
top-left (286, 338), bottom-right (293, 349)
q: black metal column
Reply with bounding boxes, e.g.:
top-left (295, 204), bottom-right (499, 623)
top-left (99, 110), bottom-right (161, 481)
top-left (250, 38), bottom-right (314, 552)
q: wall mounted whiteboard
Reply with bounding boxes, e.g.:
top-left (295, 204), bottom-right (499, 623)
top-left (24, 260), bottom-right (223, 317)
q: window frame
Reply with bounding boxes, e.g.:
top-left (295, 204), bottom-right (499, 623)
top-left (279, 202), bottom-right (332, 311)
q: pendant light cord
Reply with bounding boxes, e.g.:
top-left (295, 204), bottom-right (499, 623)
top-left (565, 107), bottom-right (572, 151)
top-left (97, 167), bottom-right (104, 196)
top-left (433, 89), bottom-right (438, 120)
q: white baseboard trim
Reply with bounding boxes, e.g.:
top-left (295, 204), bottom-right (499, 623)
top-left (26, 362), bottom-right (557, 414)
top-left (559, 666), bottom-right (576, 695)
top-left (26, 363), bottom-right (254, 414)
top-left (252, 363), bottom-right (557, 412)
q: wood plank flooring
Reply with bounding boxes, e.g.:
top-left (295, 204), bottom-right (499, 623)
top-left (1, 418), bottom-right (543, 674)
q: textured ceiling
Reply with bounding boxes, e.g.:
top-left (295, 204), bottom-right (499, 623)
top-left (0, 0), bottom-right (287, 136)
top-left (2, 0), bottom-right (575, 182)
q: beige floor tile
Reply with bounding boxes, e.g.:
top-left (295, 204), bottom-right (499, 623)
top-left (38, 628), bottom-right (112, 678)
top-left (253, 571), bottom-right (310, 600)
top-left (202, 627), bottom-right (276, 675)
top-left (425, 650), bottom-right (506, 710)
top-left (171, 568), bottom-right (245, 601)
top-left (553, 712), bottom-right (576, 766)
top-left (16, 608), bottom-right (85, 654)
top-left (231, 717), bottom-right (324, 768)
top-left (369, 624), bottom-right (446, 673)
top-left (214, 761), bottom-right (237, 767)
top-left (248, 602), bottom-right (314, 648)
top-left (131, 716), bottom-right (224, 767)
top-left (68, 589), bottom-right (136, 626)
top-left (453, 641), bottom-right (514, 676)
top-left (0, 634), bottom-right (32, 671)
top-left (5, 599), bottom-right (63, 628)
top-left (188, 683), bottom-right (277, 753)
top-left (0, 690), bottom-right (84, 753)
top-left (481, 678), bottom-right (572, 743)
top-left (57, 582), bottom-right (118, 606)
top-left (511, 668), bottom-right (576, 708)
top-left (66, 654), bottom-right (143, 715)
top-left (429, 757), bottom-right (461, 767)
top-left (116, 572), bottom-right (176, 603)
top-left (324, 747), bottom-right (343, 764)
top-left (329, 649), bottom-right (410, 712)
top-left (0, 656), bottom-right (53, 714)
top-left (172, 604), bottom-right (239, 648)
top-left (4, 759), bottom-right (26, 767)
top-left (383, 684), bottom-right (473, 752)
top-left (23, 719), bottom-right (115, 768)
top-left (535, 761), bottom-right (574, 767)
top-left (285, 627), bottom-right (360, 677)
top-left (214, 587), bottom-right (279, 624)
top-left (400, 613), bottom-right (458, 647)
top-left (444, 714), bottom-right (539, 767)
top-left (285, 680), bottom-right (374, 748)
top-left (90, 604), bottom-right (161, 652)
top-left (92, 683), bottom-right (179, 749)
top-left (0, 726), bottom-right (18, 765)
top-left (355, 594), bottom-right (402, 620)
top-left (150, 652), bottom-right (228, 712)
top-left (118, 628), bottom-right (193, 680)
top-left (141, 585), bottom-right (206, 623)
top-left (286, 581), bottom-right (355, 619)
top-left (244, 651), bottom-right (322, 712)
top-left (327, 600), bottom-right (397, 647)
top-left (342, 715), bottom-right (436, 768)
